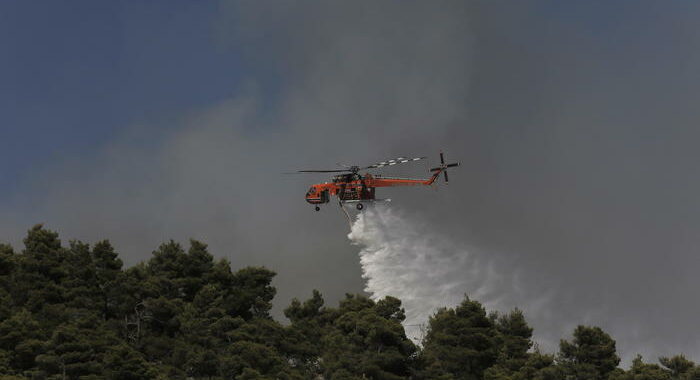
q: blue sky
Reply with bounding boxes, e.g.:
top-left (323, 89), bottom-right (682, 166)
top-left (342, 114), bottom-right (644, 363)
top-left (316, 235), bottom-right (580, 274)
top-left (0, 1), bottom-right (246, 192)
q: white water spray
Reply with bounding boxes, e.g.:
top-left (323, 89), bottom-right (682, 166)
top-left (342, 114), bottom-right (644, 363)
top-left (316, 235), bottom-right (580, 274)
top-left (348, 205), bottom-right (511, 343)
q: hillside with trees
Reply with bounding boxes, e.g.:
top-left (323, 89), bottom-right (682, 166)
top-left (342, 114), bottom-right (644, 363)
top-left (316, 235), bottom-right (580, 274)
top-left (0, 225), bottom-right (697, 379)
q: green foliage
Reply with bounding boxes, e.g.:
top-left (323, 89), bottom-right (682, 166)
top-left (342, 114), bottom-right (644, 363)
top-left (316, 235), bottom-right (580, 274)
top-left (283, 289), bottom-right (325, 373)
top-left (35, 317), bottom-right (116, 378)
top-left (283, 292), bottom-right (417, 378)
top-left (230, 266), bottom-right (277, 319)
top-left (92, 240), bottom-right (124, 320)
top-left (608, 355), bottom-right (672, 380)
top-left (0, 243), bottom-right (14, 276)
top-left (513, 350), bottom-right (564, 380)
top-left (558, 325), bottom-right (621, 380)
top-left (420, 296), bottom-right (500, 379)
top-left (0, 225), bottom-right (697, 379)
top-left (495, 308), bottom-right (533, 363)
top-left (659, 355), bottom-right (697, 379)
top-left (320, 294), bottom-right (417, 379)
top-left (103, 343), bottom-right (156, 380)
top-left (483, 309), bottom-right (540, 380)
top-left (0, 309), bottom-right (43, 371)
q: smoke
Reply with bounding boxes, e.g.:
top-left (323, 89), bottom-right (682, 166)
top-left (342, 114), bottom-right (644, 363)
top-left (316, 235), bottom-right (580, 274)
top-left (348, 204), bottom-right (512, 344)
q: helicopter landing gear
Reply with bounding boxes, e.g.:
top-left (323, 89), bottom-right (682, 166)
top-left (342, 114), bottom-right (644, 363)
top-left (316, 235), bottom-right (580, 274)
top-left (356, 203), bottom-right (364, 211)
top-left (315, 206), bottom-right (320, 211)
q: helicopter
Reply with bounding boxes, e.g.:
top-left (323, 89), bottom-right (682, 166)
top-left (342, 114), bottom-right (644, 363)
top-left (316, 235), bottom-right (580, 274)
top-left (298, 152), bottom-right (459, 212)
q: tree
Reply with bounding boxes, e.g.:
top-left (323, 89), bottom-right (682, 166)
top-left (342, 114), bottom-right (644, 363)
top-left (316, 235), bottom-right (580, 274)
top-left (0, 243), bottom-right (14, 277)
top-left (513, 350), bottom-right (564, 380)
top-left (319, 294), bottom-right (416, 379)
top-left (659, 355), bottom-right (696, 379)
top-left (21, 224), bottom-right (65, 281)
top-left (0, 309), bottom-right (43, 371)
top-left (375, 296), bottom-right (407, 323)
top-left (177, 240), bottom-right (214, 302)
top-left (92, 240), bottom-right (124, 320)
top-left (495, 309), bottom-right (533, 363)
top-left (4, 226), bottom-right (700, 379)
top-left (219, 340), bottom-right (302, 379)
top-left (35, 317), bottom-right (115, 379)
top-left (230, 266), bottom-right (277, 320)
top-left (558, 325), bottom-right (620, 380)
top-left (609, 355), bottom-right (671, 380)
top-left (103, 343), bottom-right (156, 380)
top-left (62, 240), bottom-right (100, 313)
top-left (0, 244), bottom-right (14, 322)
top-left (283, 290), bottom-right (326, 375)
top-left (420, 296), bottom-right (500, 380)
top-left (284, 292), bottom-right (416, 379)
top-left (14, 225), bottom-right (68, 314)
top-left (483, 308), bottom-right (536, 379)
top-left (147, 240), bottom-right (187, 300)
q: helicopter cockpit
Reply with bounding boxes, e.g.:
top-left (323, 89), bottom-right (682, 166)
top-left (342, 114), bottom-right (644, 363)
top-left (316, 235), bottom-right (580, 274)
top-left (305, 186), bottom-right (329, 205)
top-left (332, 173), bottom-right (361, 183)
top-left (305, 186), bottom-right (318, 198)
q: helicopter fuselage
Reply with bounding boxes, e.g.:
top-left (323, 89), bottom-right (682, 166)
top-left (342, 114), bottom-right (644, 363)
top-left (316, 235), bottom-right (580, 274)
top-left (304, 172), bottom-right (439, 205)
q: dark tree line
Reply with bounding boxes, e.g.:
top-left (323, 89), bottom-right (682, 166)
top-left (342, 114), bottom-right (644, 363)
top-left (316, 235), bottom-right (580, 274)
top-left (0, 225), bottom-right (698, 379)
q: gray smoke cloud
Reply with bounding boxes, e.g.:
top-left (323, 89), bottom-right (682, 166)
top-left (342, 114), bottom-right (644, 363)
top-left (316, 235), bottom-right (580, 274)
top-left (2, 1), bottom-right (700, 365)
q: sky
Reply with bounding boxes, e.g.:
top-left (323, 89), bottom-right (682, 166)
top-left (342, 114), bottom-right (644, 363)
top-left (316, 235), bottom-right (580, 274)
top-left (3, 0), bottom-right (700, 364)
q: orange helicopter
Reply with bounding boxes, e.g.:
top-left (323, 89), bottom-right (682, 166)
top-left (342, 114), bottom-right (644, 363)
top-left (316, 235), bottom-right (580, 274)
top-left (299, 152), bottom-right (459, 211)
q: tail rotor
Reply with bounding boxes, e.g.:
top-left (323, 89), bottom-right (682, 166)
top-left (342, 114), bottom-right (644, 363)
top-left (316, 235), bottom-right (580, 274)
top-left (431, 151), bottom-right (460, 183)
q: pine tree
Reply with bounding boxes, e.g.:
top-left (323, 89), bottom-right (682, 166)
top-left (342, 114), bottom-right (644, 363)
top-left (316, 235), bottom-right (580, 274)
top-left (92, 240), bottom-right (124, 320)
top-left (35, 316), bottom-right (116, 378)
top-left (319, 294), bottom-right (417, 379)
top-left (483, 308), bottom-right (535, 379)
top-left (659, 355), bottom-right (696, 379)
top-left (0, 309), bottom-right (43, 372)
top-left (103, 343), bottom-right (157, 380)
top-left (558, 325), bottom-right (620, 380)
top-left (608, 355), bottom-right (671, 380)
top-left (420, 296), bottom-right (500, 380)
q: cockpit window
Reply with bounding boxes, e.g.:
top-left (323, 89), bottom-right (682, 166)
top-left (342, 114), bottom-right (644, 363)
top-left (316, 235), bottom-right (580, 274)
top-left (307, 187), bottom-right (315, 195)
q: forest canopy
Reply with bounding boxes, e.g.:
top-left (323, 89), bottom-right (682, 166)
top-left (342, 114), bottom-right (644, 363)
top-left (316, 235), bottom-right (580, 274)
top-left (0, 225), bottom-right (697, 379)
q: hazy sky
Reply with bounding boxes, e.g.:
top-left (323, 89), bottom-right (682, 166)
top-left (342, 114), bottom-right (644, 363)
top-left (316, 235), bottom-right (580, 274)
top-left (3, 1), bottom-right (700, 364)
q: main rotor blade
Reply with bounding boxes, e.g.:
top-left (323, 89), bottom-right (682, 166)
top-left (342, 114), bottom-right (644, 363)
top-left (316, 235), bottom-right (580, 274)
top-left (430, 163), bottom-right (459, 172)
top-left (366, 156), bottom-right (426, 169)
top-left (443, 170), bottom-right (449, 183)
top-left (297, 169), bottom-right (351, 173)
top-left (440, 152), bottom-right (445, 165)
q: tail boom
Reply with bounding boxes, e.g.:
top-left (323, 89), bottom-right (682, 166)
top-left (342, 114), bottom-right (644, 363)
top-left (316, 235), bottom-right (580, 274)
top-left (368, 152), bottom-right (459, 187)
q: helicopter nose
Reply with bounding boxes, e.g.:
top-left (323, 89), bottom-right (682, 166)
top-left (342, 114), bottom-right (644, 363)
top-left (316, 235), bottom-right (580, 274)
top-left (305, 191), bottom-right (318, 203)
